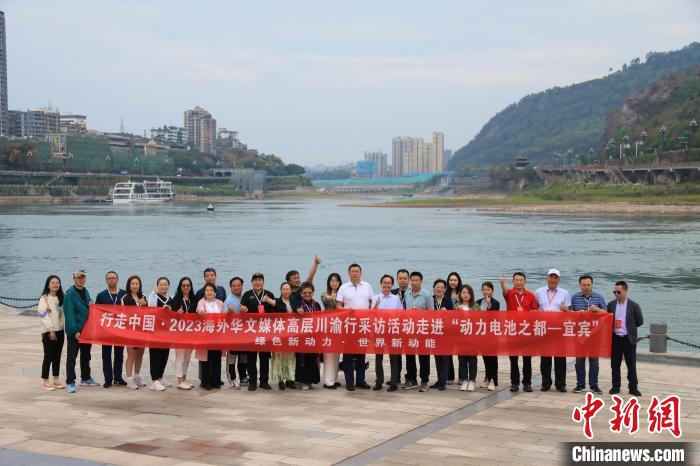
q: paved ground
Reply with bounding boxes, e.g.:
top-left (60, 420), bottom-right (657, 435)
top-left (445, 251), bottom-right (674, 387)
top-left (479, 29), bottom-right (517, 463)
top-left (0, 314), bottom-right (697, 465)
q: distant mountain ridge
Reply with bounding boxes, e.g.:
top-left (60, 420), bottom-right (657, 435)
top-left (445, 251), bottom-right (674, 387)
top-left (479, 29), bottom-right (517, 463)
top-left (449, 42), bottom-right (700, 170)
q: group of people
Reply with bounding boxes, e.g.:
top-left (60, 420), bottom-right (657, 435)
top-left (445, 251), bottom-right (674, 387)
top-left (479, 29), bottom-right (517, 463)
top-left (37, 257), bottom-right (644, 397)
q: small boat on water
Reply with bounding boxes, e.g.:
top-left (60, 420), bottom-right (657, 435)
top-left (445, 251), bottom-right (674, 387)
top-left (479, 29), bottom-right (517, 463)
top-left (109, 178), bottom-right (175, 205)
top-left (206, 203), bottom-right (214, 211)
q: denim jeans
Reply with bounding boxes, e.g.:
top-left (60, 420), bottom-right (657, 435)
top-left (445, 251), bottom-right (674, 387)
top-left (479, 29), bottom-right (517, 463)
top-left (575, 357), bottom-right (599, 388)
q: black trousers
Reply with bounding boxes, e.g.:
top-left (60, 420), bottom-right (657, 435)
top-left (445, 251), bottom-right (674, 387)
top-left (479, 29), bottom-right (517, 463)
top-left (405, 354), bottom-right (430, 383)
top-left (447, 356), bottom-right (455, 381)
top-left (101, 345), bottom-right (124, 383)
top-left (482, 355), bottom-right (498, 385)
top-left (41, 331), bottom-right (64, 379)
top-left (149, 348), bottom-right (170, 380)
top-left (540, 356), bottom-right (567, 389)
top-left (509, 355), bottom-right (531, 386)
top-left (458, 355), bottom-right (478, 381)
top-left (246, 351), bottom-right (270, 386)
top-left (227, 353), bottom-right (247, 381)
top-left (611, 335), bottom-right (638, 390)
top-left (66, 337), bottom-right (91, 385)
top-left (387, 354), bottom-right (402, 386)
top-left (200, 350), bottom-right (222, 388)
top-left (342, 354), bottom-right (366, 387)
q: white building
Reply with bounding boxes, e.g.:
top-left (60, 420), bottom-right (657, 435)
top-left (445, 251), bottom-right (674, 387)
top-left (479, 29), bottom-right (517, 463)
top-left (392, 132), bottom-right (445, 176)
top-left (184, 106), bottom-right (216, 154)
top-left (363, 150), bottom-right (388, 177)
top-left (151, 125), bottom-right (187, 144)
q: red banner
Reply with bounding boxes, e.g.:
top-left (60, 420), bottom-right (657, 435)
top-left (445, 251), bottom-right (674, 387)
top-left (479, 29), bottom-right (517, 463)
top-left (81, 305), bottom-right (612, 357)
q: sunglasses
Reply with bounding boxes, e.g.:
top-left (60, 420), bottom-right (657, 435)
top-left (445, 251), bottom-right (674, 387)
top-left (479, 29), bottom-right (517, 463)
top-left (613, 290), bottom-right (623, 295)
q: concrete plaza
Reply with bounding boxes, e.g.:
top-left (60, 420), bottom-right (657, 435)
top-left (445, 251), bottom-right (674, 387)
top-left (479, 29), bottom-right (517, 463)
top-left (0, 313), bottom-right (697, 465)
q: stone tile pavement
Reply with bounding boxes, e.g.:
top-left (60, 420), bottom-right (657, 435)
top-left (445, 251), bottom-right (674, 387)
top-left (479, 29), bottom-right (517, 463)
top-left (0, 314), bottom-right (697, 465)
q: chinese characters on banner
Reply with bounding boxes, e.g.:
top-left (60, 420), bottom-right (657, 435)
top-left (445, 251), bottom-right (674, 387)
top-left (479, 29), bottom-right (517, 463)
top-left (81, 305), bottom-right (612, 357)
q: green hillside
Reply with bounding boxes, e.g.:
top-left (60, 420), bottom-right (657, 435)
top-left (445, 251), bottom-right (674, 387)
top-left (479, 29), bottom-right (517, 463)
top-left (449, 42), bottom-right (700, 170)
top-left (600, 66), bottom-right (700, 162)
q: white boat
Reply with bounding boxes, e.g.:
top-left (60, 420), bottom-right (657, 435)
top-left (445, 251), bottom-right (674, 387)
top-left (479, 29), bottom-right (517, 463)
top-left (206, 203), bottom-right (214, 211)
top-left (110, 178), bottom-right (175, 204)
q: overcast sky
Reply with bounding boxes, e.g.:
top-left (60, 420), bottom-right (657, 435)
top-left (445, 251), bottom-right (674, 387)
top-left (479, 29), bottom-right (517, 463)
top-left (3, 0), bottom-right (699, 166)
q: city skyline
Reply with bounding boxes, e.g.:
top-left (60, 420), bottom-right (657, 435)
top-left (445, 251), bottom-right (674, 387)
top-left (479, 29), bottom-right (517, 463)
top-left (3, 1), bottom-right (699, 166)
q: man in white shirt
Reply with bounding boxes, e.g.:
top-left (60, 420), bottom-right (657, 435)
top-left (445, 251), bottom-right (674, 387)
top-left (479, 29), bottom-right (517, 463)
top-left (371, 274), bottom-right (403, 392)
top-left (535, 268), bottom-right (571, 393)
top-left (336, 263), bottom-right (374, 391)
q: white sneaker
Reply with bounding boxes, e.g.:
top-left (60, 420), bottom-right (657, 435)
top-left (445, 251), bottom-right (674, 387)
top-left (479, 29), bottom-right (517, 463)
top-left (230, 380), bottom-right (241, 390)
top-left (488, 380), bottom-right (496, 391)
top-left (134, 374), bottom-right (146, 386)
top-left (126, 377), bottom-right (138, 390)
top-left (177, 381), bottom-right (192, 390)
top-left (460, 381), bottom-right (469, 391)
top-left (467, 381), bottom-right (475, 392)
top-left (149, 380), bottom-right (166, 391)
top-left (160, 379), bottom-right (172, 388)
top-left (480, 378), bottom-right (490, 388)
top-left (301, 384), bottom-right (310, 391)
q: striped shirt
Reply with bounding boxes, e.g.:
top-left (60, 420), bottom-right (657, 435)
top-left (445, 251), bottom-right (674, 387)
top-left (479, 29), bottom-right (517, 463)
top-left (570, 291), bottom-right (607, 311)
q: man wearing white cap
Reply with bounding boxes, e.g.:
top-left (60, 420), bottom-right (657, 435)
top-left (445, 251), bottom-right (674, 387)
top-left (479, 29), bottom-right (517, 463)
top-left (534, 268), bottom-right (571, 392)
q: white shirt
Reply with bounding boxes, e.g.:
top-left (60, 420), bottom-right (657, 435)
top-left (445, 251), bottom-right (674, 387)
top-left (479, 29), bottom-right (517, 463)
top-left (535, 286), bottom-right (571, 312)
top-left (204, 300), bottom-right (223, 314)
top-left (372, 292), bottom-right (403, 310)
top-left (337, 281), bottom-right (374, 309)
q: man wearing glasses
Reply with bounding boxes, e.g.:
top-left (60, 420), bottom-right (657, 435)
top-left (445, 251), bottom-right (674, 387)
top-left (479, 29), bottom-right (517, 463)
top-left (607, 281), bottom-right (643, 397)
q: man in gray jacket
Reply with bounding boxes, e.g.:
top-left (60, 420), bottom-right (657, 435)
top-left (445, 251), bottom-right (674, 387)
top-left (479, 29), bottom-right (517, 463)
top-left (607, 280), bottom-right (643, 397)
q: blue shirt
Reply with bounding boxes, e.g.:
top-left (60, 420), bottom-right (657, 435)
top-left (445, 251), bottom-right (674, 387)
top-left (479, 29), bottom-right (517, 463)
top-left (95, 288), bottom-right (126, 306)
top-left (614, 300), bottom-right (628, 336)
top-left (224, 294), bottom-right (242, 313)
top-left (404, 288), bottom-right (434, 310)
top-left (570, 291), bottom-right (607, 311)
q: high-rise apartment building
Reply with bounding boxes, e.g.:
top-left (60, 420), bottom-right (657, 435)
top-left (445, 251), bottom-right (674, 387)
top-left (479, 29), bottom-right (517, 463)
top-left (391, 132), bottom-right (445, 176)
top-left (9, 107), bottom-right (60, 139)
top-left (184, 106), bottom-right (216, 154)
top-left (0, 11), bottom-right (8, 136)
top-left (363, 150), bottom-right (388, 177)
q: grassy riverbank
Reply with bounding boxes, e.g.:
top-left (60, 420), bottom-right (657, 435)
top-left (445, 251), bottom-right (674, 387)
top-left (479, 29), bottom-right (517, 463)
top-left (355, 182), bottom-right (700, 213)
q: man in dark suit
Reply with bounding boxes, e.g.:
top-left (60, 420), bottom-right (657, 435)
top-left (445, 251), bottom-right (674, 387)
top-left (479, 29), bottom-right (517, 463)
top-left (607, 281), bottom-right (643, 397)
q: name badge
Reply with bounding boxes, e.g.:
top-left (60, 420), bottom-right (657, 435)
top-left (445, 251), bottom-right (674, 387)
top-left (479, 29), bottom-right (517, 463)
top-left (517, 306), bottom-right (523, 312)
top-left (258, 305), bottom-right (265, 313)
top-left (615, 319), bottom-right (623, 329)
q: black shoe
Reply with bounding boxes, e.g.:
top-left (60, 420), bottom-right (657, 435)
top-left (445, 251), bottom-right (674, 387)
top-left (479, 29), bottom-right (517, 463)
top-left (260, 383), bottom-right (272, 390)
top-left (523, 384), bottom-right (532, 392)
top-left (438, 383), bottom-right (446, 391)
top-left (540, 384), bottom-right (551, 392)
top-left (248, 384), bottom-right (257, 391)
top-left (572, 386), bottom-right (585, 393)
top-left (202, 385), bottom-right (212, 390)
top-left (113, 379), bottom-right (127, 386)
top-left (103, 382), bottom-right (112, 388)
top-left (212, 384), bottom-right (221, 389)
top-left (372, 383), bottom-right (383, 391)
top-left (215, 380), bottom-right (224, 387)
top-left (591, 386), bottom-right (603, 394)
top-left (609, 387), bottom-right (620, 395)
top-left (334, 381), bottom-right (342, 387)
top-left (346, 385), bottom-right (355, 391)
top-left (429, 382), bottom-right (441, 389)
top-left (510, 384), bottom-right (519, 392)
top-left (556, 386), bottom-right (567, 393)
top-left (285, 380), bottom-right (296, 389)
top-left (629, 388), bottom-right (642, 397)
top-left (278, 381), bottom-right (286, 390)
top-left (356, 382), bottom-right (371, 389)
top-left (323, 384), bottom-right (337, 390)
top-left (387, 384), bottom-right (398, 392)
top-left (240, 377), bottom-right (249, 385)
top-left (364, 361), bottom-right (370, 370)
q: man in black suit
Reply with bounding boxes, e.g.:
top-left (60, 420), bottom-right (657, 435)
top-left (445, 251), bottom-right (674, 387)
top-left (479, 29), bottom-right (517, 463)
top-left (607, 281), bottom-right (643, 397)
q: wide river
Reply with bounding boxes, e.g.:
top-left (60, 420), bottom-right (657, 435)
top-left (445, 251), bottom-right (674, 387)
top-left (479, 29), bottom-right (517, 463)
top-left (1, 199), bottom-right (698, 350)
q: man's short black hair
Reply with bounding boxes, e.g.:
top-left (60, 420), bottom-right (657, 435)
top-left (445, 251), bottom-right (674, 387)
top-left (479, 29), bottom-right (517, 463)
top-left (615, 280), bottom-right (628, 290)
top-left (203, 267), bottom-right (217, 277)
top-left (380, 274), bottom-right (394, 285)
top-left (513, 271), bottom-right (526, 280)
top-left (396, 268), bottom-right (409, 277)
top-left (348, 263), bottom-right (362, 271)
top-left (285, 270), bottom-right (299, 281)
top-left (229, 276), bottom-right (244, 286)
top-left (579, 274), bottom-right (593, 283)
top-left (410, 271), bottom-right (423, 281)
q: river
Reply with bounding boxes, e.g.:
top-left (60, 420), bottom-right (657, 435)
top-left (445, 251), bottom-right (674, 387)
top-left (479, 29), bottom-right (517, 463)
top-left (1, 199), bottom-right (698, 350)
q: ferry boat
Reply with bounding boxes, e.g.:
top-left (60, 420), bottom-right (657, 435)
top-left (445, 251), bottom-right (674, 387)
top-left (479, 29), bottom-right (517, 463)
top-left (110, 178), bottom-right (175, 204)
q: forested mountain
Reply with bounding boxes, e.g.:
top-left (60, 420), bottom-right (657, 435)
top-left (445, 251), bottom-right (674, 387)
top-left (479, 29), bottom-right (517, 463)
top-left (449, 42), bottom-right (700, 170)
